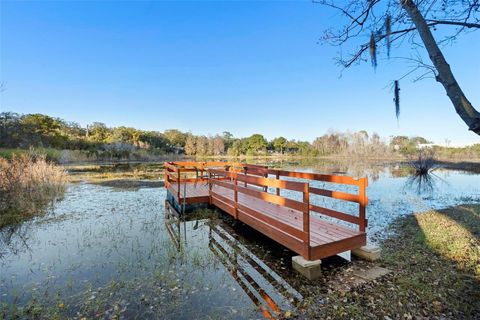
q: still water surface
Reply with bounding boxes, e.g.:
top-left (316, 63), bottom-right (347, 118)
top-left (1, 161), bottom-right (479, 318)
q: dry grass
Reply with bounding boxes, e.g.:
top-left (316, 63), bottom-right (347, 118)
top-left (304, 204), bottom-right (480, 319)
top-left (0, 154), bottom-right (68, 227)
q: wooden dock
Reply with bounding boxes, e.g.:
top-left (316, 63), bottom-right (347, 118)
top-left (164, 161), bottom-right (368, 261)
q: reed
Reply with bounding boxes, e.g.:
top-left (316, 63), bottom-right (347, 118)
top-left (0, 154), bottom-right (67, 227)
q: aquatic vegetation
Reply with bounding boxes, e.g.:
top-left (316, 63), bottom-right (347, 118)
top-left (408, 149), bottom-right (438, 176)
top-left (0, 154), bottom-right (67, 227)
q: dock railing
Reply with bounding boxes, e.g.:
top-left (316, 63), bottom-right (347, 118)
top-left (206, 167), bottom-right (368, 259)
top-left (266, 169), bottom-right (369, 232)
top-left (208, 168), bottom-right (312, 259)
top-left (164, 161), bottom-right (368, 260)
top-left (164, 161), bottom-right (268, 200)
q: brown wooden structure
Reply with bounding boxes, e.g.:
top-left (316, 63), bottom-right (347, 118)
top-left (164, 161), bottom-right (368, 261)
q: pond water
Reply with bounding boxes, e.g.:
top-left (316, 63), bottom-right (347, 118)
top-left (1, 160), bottom-right (479, 319)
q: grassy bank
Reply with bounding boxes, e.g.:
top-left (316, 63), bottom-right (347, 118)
top-left (0, 155), bottom-right (68, 227)
top-left (306, 204), bottom-right (480, 319)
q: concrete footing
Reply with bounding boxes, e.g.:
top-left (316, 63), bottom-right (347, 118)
top-left (352, 245), bottom-right (381, 261)
top-left (292, 256), bottom-right (322, 280)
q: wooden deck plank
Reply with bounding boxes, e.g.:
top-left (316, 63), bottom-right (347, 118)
top-left (168, 182), bottom-right (210, 204)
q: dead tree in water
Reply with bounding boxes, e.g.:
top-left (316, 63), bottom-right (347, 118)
top-left (315, 0), bottom-right (480, 135)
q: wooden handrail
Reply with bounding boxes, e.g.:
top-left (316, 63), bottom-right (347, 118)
top-left (164, 162), bottom-right (178, 172)
top-left (166, 161), bottom-right (268, 172)
top-left (267, 169), bottom-right (363, 186)
top-left (309, 204), bottom-right (362, 225)
top-left (208, 169), bottom-right (307, 192)
top-left (309, 187), bottom-right (360, 203)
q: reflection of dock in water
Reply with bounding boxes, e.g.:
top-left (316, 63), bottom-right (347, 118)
top-left (165, 200), bottom-right (183, 250)
top-left (209, 224), bottom-right (302, 319)
top-left (164, 201), bottom-right (302, 319)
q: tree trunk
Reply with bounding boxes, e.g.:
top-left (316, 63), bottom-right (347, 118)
top-left (401, 0), bottom-right (480, 135)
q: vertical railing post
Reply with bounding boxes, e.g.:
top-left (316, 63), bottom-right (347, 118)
top-left (234, 176), bottom-right (238, 220)
top-left (303, 183), bottom-right (311, 260)
top-left (208, 170), bottom-right (213, 205)
top-left (358, 178), bottom-right (368, 232)
top-left (275, 171), bottom-right (280, 196)
top-left (164, 168), bottom-right (169, 188)
top-left (201, 162), bottom-right (206, 180)
top-left (243, 167), bottom-right (247, 187)
top-left (177, 167), bottom-right (181, 201)
top-left (263, 169), bottom-right (268, 192)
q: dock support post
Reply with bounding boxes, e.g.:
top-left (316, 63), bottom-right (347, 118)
top-left (292, 256), bottom-right (322, 280)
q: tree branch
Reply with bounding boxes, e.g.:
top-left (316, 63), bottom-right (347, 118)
top-left (425, 19), bottom-right (480, 29)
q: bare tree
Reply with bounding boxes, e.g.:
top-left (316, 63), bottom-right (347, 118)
top-left (316, 0), bottom-right (480, 135)
top-left (212, 135), bottom-right (225, 155)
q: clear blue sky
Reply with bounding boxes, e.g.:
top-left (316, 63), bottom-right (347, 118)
top-left (1, 1), bottom-right (479, 145)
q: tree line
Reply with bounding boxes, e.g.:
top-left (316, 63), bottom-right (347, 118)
top-left (1, 112), bottom-right (475, 159)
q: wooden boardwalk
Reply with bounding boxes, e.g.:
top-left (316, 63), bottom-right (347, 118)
top-left (165, 161), bottom-right (368, 261)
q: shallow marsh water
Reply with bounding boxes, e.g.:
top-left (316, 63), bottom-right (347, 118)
top-left (1, 160), bottom-right (479, 319)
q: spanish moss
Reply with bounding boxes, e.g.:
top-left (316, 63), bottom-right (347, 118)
top-left (385, 14), bottom-right (392, 59)
top-left (394, 80), bottom-right (400, 120)
top-left (369, 33), bottom-right (377, 69)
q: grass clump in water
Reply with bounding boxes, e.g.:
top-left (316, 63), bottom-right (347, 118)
top-left (0, 154), bottom-right (67, 227)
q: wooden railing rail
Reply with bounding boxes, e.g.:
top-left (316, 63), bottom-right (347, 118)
top-left (208, 169), bottom-right (306, 192)
top-left (208, 168), bottom-right (311, 258)
top-left (267, 169), bottom-right (362, 186)
top-left (209, 178), bottom-right (308, 213)
top-left (164, 162), bottom-right (179, 172)
top-left (266, 168), bottom-right (368, 231)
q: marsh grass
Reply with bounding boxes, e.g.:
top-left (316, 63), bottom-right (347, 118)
top-left (0, 154), bottom-right (68, 227)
